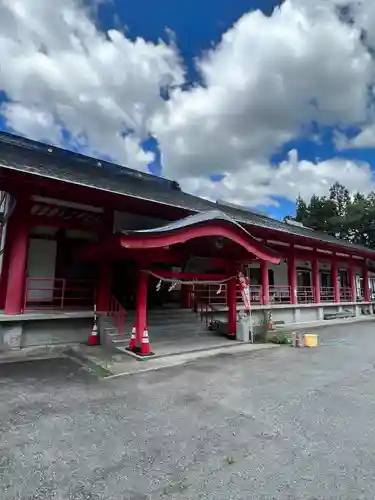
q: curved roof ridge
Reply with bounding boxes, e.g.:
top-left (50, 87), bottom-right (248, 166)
top-left (121, 209), bottom-right (248, 235)
top-left (119, 210), bottom-right (280, 264)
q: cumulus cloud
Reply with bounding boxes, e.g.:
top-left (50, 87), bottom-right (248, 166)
top-left (0, 0), bottom-right (183, 171)
top-left (1, 0), bottom-right (375, 206)
top-left (179, 150), bottom-right (375, 207)
top-left (151, 0), bottom-right (375, 203)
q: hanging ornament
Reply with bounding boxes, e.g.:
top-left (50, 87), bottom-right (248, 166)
top-left (217, 284), bottom-right (223, 295)
top-left (238, 271), bottom-right (251, 312)
top-left (156, 280), bottom-right (162, 292)
top-left (168, 280), bottom-right (179, 292)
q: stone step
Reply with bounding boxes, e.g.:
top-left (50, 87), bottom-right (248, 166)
top-left (100, 306), bottom-right (211, 354)
top-left (111, 338), bottom-right (129, 346)
top-left (125, 314), bottom-right (199, 324)
top-left (107, 332), bottom-right (128, 339)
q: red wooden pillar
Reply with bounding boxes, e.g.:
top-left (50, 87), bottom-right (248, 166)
top-left (288, 252), bottom-right (297, 304)
top-left (348, 263), bottom-right (356, 302)
top-left (331, 257), bottom-right (340, 303)
top-left (260, 260), bottom-right (269, 305)
top-left (181, 285), bottom-right (191, 309)
top-left (96, 209), bottom-right (113, 312)
top-left (363, 266), bottom-right (370, 302)
top-left (4, 197), bottom-right (30, 315)
top-left (0, 223), bottom-right (13, 310)
top-left (312, 256), bottom-right (320, 304)
top-left (227, 277), bottom-right (237, 338)
top-left (135, 270), bottom-right (148, 347)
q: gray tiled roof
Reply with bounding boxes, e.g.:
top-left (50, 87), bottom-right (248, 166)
top-left (122, 209), bottom-right (281, 258)
top-left (0, 131), bottom-right (374, 257)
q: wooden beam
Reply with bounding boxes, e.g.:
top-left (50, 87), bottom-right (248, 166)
top-left (147, 270), bottom-right (231, 281)
top-left (30, 215), bottom-right (101, 232)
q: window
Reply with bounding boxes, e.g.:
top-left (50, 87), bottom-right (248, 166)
top-left (297, 269), bottom-right (311, 287)
top-left (339, 270), bottom-right (349, 287)
top-left (249, 267), bottom-right (260, 285)
top-left (268, 269), bottom-right (274, 286)
top-left (320, 272), bottom-right (331, 288)
top-left (249, 267), bottom-right (275, 286)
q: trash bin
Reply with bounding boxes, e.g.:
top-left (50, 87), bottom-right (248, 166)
top-left (236, 314), bottom-right (251, 342)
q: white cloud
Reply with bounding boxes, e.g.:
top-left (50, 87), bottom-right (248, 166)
top-left (178, 150), bottom-right (375, 207)
top-left (151, 0), bottom-right (375, 201)
top-left (344, 125), bottom-right (375, 149)
top-left (152, 0), bottom-right (374, 204)
top-left (0, 102), bottom-right (63, 145)
top-left (0, 0), bottom-right (183, 172)
top-left (1, 0), bottom-right (375, 207)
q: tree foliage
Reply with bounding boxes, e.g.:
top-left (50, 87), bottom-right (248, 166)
top-left (290, 182), bottom-right (375, 249)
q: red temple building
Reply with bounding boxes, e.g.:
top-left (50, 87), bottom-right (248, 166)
top-left (0, 131), bottom-right (374, 353)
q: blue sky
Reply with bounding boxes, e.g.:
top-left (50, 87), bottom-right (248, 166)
top-left (1, 0), bottom-right (375, 219)
top-left (101, 0), bottom-right (289, 218)
top-left (101, 0), bottom-right (375, 219)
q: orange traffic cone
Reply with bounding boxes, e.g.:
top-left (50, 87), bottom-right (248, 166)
top-left (129, 324), bottom-right (136, 350)
top-left (140, 328), bottom-right (151, 355)
top-left (88, 317), bottom-right (100, 346)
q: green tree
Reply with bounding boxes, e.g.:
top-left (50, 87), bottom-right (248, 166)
top-left (295, 195), bottom-right (309, 223)
top-left (291, 183), bottom-right (375, 249)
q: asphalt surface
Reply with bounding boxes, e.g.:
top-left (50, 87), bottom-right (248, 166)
top-left (1, 322), bottom-right (375, 499)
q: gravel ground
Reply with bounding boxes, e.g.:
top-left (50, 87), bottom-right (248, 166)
top-left (1, 322), bottom-right (375, 499)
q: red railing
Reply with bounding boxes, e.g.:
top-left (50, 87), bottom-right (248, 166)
top-left (320, 287), bottom-right (334, 302)
top-left (191, 283), bottom-right (263, 308)
top-left (340, 287), bottom-right (352, 302)
top-left (297, 286), bottom-right (314, 304)
top-left (107, 295), bottom-right (127, 336)
top-left (356, 287), bottom-right (365, 302)
top-left (23, 278), bottom-right (95, 312)
top-left (190, 282), bottom-right (370, 309)
top-left (192, 284), bottom-right (227, 309)
top-left (197, 300), bottom-right (214, 327)
top-left (269, 286), bottom-right (291, 303)
top-left (246, 285), bottom-right (262, 304)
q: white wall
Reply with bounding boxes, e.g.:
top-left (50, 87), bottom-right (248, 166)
top-left (26, 239), bottom-right (57, 303)
top-left (272, 262), bottom-right (288, 286)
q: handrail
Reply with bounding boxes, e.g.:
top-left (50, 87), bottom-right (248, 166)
top-left (340, 286), bottom-right (352, 302)
top-left (269, 285), bottom-right (291, 303)
top-left (297, 286), bottom-right (314, 304)
top-left (320, 287), bottom-right (334, 302)
top-left (23, 277), bottom-right (95, 312)
top-left (107, 295), bottom-right (127, 336)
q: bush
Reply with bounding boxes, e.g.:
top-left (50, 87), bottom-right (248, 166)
top-left (266, 332), bottom-right (289, 345)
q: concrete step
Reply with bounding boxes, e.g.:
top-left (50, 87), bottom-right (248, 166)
top-left (100, 307), bottom-right (210, 354)
top-left (111, 338), bottom-right (129, 345)
top-left (128, 309), bottom-right (199, 316)
top-left (106, 332), bottom-right (128, 340)
top-left (150, 327), bottom-right (208, 336)
top-left (125, 316), bottom-right (200, 325)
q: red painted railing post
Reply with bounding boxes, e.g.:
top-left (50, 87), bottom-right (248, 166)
top-left (23, 277), bottom-right (29, 313)
top-left (288, 253), bottom-right (297, 305)
top-left (5, 196), bottom-right (31, 315)
top-left (260, 261), bottom-right (269, 305)
top-left (61, 279), bottom-right (66, 309)
top-left (312, 257), bottom-right (320, 304)
top-left (363, 266), bottom-right (370, 302)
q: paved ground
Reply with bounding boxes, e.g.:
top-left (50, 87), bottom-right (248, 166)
top-left (1, 322), bottom-right (375, 499)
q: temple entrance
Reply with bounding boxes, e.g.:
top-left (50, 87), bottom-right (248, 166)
top-left (111, 261), bottom-right (184, 311)
top-left (109, 261), bottom-right (236, 354)
top-left (79, 210), bottom-right (281, 354)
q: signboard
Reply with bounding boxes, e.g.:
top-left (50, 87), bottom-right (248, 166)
top-left (238, 271), bottom-right (251, 311)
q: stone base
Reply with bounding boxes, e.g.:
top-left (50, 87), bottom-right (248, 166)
top-left (0, 317), bottom-right (92, 351)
